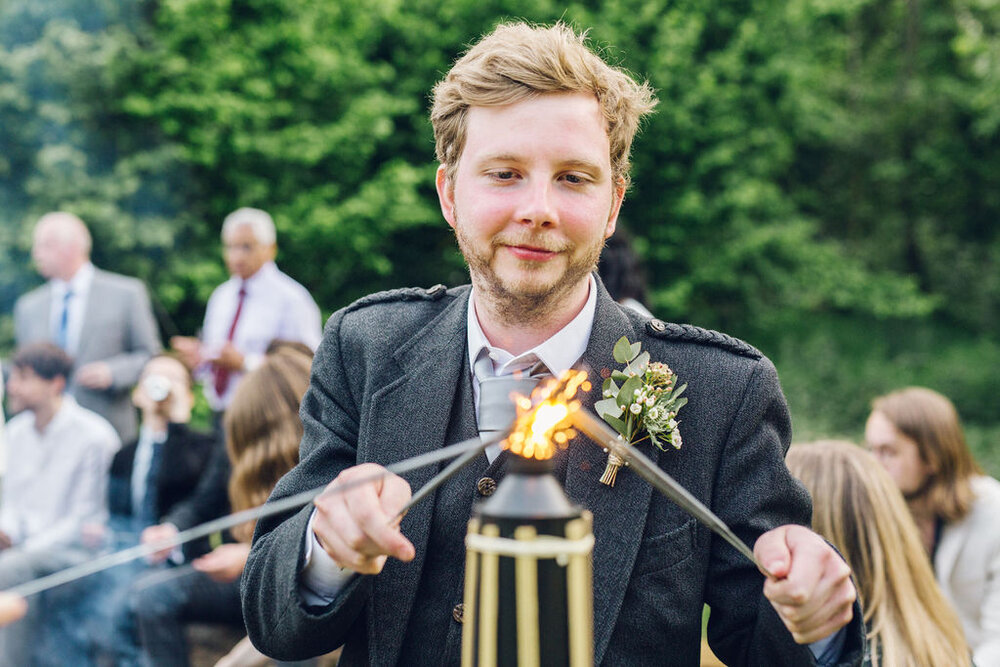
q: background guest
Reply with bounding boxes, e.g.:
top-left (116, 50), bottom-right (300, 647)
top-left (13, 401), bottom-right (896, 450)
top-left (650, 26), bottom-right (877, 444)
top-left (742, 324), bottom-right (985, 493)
top-left (0, 342), bottom-right (120, 665)
top-left (597, 225), bottom-right (653, 317)
top-left (787, 440), bottom-right (971, 667)
top-left (14, 212), bottom-right (162, 442)
top-left (865, 387), bottom-right (1000, 666)
top-left (171, 207), bottom-right (322, 426)
top-left (131, 343), bottom-right (313, 666)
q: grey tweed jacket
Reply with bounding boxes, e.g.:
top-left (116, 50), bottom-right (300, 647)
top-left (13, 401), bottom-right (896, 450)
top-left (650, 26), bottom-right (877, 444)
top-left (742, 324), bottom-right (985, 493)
top-left (14, 268), bottom-right (161, 442)
top-left (242, 279), bottom-right (864, 666)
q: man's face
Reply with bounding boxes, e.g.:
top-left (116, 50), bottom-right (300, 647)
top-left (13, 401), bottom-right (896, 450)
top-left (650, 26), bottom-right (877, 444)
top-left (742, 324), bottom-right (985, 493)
top-left (865, 410), bottom-right (934, 499)
top-left (223, 224), bottom-right (275, 280)
top-left (6, 366), bottom-right (61, 414)
top-left (436, 92), bottom-right (624, 306)
top-left (132, 356), bottom-right (193, 414)
top-left (32, 224), bottom-right (75, 280)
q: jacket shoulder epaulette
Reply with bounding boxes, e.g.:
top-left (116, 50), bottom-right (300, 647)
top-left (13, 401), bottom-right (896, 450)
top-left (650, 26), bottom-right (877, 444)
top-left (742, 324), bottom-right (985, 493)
top-left (643, 318), bottom-right (763, 360)
top-left (344, 284), bottom-right (451, 313)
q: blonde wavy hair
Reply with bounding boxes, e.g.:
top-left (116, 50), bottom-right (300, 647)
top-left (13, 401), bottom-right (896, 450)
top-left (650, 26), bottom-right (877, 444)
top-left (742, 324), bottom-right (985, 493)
top-left (872, 387), bottom-right (983, 522)
top-left (787, 440), bottom-right (969, 667)
top-left (224, 344), bottom-right (313, 541)
top-left (430, 21), bottom-right (657, 187)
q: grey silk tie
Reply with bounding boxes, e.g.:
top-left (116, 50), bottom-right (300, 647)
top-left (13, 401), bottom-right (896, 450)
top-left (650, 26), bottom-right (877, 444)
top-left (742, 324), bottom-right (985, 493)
top-left (474, 353), bottom-right (550, 441)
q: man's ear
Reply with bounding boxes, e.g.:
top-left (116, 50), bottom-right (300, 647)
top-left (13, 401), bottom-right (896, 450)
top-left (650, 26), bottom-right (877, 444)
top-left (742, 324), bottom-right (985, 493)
top-left (605, 176), bottom-right (627, 239)
top-left (436, 165), bottom-right (457, 229)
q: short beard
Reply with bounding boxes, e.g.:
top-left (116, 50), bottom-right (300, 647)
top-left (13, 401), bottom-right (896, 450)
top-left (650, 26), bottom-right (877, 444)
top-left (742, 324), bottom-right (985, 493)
top-left (453, 224), bottom-right (603, 327)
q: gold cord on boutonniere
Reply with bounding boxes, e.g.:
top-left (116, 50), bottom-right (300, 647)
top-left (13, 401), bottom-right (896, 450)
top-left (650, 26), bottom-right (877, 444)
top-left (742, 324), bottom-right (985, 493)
top-left (594, 336), bottom-right (687, 486)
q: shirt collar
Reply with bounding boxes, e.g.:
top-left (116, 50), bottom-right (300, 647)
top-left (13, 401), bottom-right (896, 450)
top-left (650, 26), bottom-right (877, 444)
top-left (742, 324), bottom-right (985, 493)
top-left (467, 273), bottom-right (597, 377)
top-left (51, 262), bottom-right (95, 298)
top-left (239, 261), bottom-right (278, 294)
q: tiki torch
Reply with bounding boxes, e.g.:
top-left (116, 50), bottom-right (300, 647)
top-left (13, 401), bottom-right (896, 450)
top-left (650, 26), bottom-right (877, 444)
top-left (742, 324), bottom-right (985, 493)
top-left (462, 373), bottom-right (595, 667)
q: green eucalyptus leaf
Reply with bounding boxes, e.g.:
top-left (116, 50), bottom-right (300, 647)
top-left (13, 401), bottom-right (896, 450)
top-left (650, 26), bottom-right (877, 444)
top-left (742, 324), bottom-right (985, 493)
top-left (611, 370), bottom-right (629, 382)
top-left (625, 350), bottom-right (650, 377)
top-left (612, 336), bottom-right (633, 363)
top-left (617, 375), bottom-right (642, 409)
top-left (629, 341), bottom-right (641, 360)
top-left (595, 396), bottom-right (623, 419)
top-left (673, 397), bottom-right (688, 411)
top-left (602, 413), bottom-right (628, 435)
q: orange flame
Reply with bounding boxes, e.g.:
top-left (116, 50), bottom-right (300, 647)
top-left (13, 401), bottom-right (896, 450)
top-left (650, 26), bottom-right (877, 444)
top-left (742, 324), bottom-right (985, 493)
top-left (503, 369), bottom-right (591, 460)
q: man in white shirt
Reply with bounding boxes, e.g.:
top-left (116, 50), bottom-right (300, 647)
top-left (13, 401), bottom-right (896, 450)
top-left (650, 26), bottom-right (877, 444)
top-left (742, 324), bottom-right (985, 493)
top-left (14, 212), bottom-right (162, 442)
top-left (0, 342), bottom-right (121, 664)
top-left (172, 207), bottom-right (322, 420)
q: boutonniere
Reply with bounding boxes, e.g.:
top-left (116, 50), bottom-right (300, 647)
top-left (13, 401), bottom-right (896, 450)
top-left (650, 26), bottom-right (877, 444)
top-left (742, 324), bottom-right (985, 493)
top-left (594, 336), bottom-right (687, 486)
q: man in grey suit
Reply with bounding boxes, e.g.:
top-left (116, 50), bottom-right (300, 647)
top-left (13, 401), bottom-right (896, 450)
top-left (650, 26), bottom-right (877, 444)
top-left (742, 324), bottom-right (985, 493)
top-left (243, 23), bottom-right (864, 666)
top-left (14, 212), bottom-right (162, 442)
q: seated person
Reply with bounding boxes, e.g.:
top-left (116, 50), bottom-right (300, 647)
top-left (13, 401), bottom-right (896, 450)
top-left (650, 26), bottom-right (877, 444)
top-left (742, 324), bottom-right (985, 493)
top-left (865, 387), bottom-right (1000, 665)
top-left (53, 353), bottom-right (220, 665)
top-left (0, 343), bottom-right (120, 665)
top-left (787, 440), bottom-right (971, 667)
top-left (131, 343), bottom-right (313, 667)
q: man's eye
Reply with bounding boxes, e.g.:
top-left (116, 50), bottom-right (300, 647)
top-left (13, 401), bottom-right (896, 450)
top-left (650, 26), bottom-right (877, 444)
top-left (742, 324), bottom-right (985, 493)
top-left (563, 173), bottom-right (587, 184)
top-left (492, 171), bottom-right (515, 180)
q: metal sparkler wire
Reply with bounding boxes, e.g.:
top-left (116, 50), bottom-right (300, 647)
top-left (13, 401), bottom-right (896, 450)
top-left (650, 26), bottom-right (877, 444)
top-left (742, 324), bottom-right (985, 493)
top-left (5, 433), bottom-right (496, 599)
top-left (571, 408), bottom-right (776, 579)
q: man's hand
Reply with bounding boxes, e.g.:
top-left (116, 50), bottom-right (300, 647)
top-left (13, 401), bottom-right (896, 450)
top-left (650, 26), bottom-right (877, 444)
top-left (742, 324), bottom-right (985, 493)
top-left (312, 463), bottom-right (415, 575)
top-left (140, 523), bottom-right (179, 564)
top-left (0, 593), bottom-right (26, 626)
top-left (170, 336), bottom-right (202, 369)
top-left (210, 342), bottom-right (245, 372)
top-left (192, 543), bottom-right (251, 583)
top-left (755, 525), bottom-right (856, 644)
top-left (76, 361), bottom-right (113, 389)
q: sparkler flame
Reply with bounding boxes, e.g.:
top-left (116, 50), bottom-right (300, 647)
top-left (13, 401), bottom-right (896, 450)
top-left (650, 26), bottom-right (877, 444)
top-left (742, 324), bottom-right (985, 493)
top-left (503, 370), bottom-right (591, 460)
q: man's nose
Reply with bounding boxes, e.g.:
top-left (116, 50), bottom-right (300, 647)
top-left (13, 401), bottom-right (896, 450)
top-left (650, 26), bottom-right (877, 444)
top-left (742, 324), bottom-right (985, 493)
top-left (515, 178), bottom-right (558, 227)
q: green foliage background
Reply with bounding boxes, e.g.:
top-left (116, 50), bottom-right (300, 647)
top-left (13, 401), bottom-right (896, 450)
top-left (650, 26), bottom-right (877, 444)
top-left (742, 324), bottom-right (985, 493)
top-left (1, 0), bottom-right (997, 474)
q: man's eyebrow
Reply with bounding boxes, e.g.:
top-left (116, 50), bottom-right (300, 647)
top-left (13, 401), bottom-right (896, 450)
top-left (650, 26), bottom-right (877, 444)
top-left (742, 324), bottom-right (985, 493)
top-left (474, 154), bottom-right (606, 174)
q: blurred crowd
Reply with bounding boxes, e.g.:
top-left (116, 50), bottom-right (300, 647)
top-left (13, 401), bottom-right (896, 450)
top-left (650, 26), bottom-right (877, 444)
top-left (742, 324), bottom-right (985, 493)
top-left (0, 208), bottom-right (997, 666)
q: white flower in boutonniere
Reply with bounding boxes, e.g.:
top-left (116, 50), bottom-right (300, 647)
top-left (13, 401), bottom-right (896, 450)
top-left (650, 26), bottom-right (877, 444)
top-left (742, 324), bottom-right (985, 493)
top-left (593, 336), bottom-right (687, 486)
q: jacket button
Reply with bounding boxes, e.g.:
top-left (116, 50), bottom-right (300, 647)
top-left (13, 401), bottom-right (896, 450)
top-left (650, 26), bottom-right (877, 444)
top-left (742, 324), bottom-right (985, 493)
top-left (476, 477), bottom-right (497, 497)
top-left (426, 283), bottom-right (446, 297)
top-left (647, 319), bottom-right (667, 333)
top-left (452, 603), bottom-right (464, 623)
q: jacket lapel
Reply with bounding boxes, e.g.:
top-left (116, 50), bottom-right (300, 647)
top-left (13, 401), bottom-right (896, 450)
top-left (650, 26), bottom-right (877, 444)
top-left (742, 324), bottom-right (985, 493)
top-left (74, 269), bottom-right (102, 361)
top-left (565, 281), bottom-right (655, 665)
top-left (359, 289), bottom-right (474, 666)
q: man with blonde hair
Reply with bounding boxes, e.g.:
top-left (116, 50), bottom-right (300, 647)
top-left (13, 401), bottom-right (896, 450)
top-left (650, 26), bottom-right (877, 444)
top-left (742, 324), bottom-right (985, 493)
top-left (14, 212), bottom-right (161, 442)
top-left (244, 23), bottom-right (863, 665)
top-left (866, 387), bottom-right (1000, 665)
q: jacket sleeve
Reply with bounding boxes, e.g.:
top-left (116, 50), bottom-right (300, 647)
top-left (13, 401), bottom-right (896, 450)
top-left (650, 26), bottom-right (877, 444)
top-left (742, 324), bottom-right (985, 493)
top-left (704, 357), bottom-right (864, 666)
top-left (106, 279), bottom-right (162, 390)
top-left (241, 308), bottom-right (372, 661)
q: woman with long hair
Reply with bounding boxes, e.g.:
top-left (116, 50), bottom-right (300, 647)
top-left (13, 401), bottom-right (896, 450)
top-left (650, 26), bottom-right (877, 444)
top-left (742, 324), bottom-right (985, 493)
top-left (786, 440), bottom-right (970, 667)
top-left (196, 343), bottom-right (315, 666)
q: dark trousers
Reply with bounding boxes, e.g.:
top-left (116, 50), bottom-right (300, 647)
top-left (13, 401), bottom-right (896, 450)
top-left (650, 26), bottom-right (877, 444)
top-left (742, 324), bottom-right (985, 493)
top-left (129, 564), bottom-right (243, 667)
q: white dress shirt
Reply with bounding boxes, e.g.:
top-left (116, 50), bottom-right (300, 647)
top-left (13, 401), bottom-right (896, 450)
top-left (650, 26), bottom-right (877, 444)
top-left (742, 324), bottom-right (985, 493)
top-left (300, 276), bottom-right (598, 604)
top-left (198, 261), bottom-right (322, 410)
top-left (48, 262), bottom-right (95, 356)
top-left (0, 395), bottom-right (120, 552)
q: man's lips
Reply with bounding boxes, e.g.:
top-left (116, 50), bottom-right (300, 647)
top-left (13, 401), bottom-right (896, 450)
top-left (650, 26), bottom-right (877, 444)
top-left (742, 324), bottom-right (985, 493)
top-left (504, 244), bottom-right (560, 261)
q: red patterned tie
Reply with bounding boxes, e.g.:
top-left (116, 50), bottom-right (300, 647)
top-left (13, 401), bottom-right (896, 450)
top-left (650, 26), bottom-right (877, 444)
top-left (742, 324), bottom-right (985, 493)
top-left (213, 284), bottom-right (246, 397)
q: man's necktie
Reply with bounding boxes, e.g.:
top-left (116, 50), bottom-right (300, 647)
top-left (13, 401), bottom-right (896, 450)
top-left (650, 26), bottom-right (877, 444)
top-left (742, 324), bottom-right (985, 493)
top-left (475, 354), bottom-right (550, 442)
top-left (56, 289), bottom-right (73, 350)
top-left (213, 284), bottom-right (246, 396)
top-left (137, 439), bottom-right (164, 527)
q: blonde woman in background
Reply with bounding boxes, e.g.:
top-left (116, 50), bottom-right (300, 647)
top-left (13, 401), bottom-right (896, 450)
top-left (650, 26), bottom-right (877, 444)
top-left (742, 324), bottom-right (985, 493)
top-left (786, 440), bottom-right (971, 667)
top-left (207, 341), bottom-right (314, 667)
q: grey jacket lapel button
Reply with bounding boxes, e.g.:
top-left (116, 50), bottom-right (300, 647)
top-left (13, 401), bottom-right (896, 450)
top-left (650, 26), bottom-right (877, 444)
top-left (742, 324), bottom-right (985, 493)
top-left (647, 318), bottom-right (667, 333)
